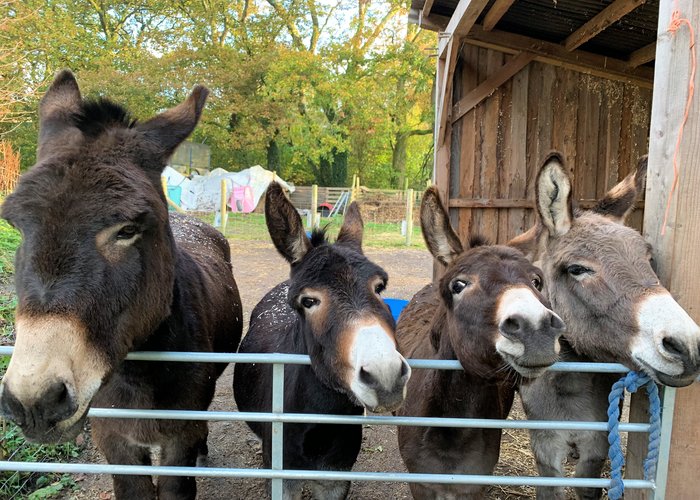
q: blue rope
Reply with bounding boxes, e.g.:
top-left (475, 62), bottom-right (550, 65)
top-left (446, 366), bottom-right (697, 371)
top-left (607, 371), bottom-right (662, 500)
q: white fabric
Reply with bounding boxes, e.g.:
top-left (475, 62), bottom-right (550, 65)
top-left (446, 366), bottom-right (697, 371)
top-left (163, 165), bottom-right (294, 212)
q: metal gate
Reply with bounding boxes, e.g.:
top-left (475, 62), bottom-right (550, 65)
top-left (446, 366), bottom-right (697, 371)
top-left (0, 347), bottom-right (675, 499)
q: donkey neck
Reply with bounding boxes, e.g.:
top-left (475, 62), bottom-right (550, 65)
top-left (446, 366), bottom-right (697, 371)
top-left (429, 333), bottom-right (514, 420)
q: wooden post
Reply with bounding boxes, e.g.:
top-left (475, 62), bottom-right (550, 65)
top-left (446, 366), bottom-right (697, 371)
top-left (405, 188), bottom-right (414, 246)
top-left (220, 179), bottom-right (228, 235)
top-left (627, 1), bottom-right (700, 498)
top-left (350, 174), bottom-right (357, 203)
top-left (311, 184), bottom-right (319, 228)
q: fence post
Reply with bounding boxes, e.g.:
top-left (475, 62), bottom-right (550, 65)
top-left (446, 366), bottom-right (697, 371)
top-left (405, 188), bottom-right (414, 246)
top-left (350, 174), bottom-right (357, 203)
top-left (311, 184), bottom-right (319, 228)
top-left (271, 363), bottom-right (284, 500)
top-left (220, 179), bottom-right (228, 235)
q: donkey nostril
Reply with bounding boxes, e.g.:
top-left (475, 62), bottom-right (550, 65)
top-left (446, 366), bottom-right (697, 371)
top-left (550, 314), bottom-right (565, 331)
top-left (0, 387), bottom-right (27, 427)
top-left (400, 359), bottom-right (410, 378)
top-left (662, 337), bottom-right (687, 359)
top-left (500, 316), bottom-right (524, 337)
top-left (359, 367), bottom-right (379, 388)
top-left (42, 382), bottom-right (78, 423)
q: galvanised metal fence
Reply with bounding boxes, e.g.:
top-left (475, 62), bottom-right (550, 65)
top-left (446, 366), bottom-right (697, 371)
top-left (0, 346), bottom-right (676, 499)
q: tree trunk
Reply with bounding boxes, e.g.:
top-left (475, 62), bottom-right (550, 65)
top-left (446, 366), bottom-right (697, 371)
top-left (266, 138), bottom-right (281, 174)
top-left (392, 132), bottom-right (409, 189)
top-left (316, 147), bottom-right (347, 186)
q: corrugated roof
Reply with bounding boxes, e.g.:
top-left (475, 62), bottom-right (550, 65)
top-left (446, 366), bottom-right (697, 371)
top-left (413, 0), bottom-right (659, 63)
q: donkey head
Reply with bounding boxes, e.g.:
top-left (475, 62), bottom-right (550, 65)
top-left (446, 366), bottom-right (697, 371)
top-left (510, 152), bottom-right (700, 386)
top-left (265, 183), bottom-right (410, 412)
top-left (0, 70), bottom-right (207, 442)
top-left (421, 187), bottom-right (564, 379)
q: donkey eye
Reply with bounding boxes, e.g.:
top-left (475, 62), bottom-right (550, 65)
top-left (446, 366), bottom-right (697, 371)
top-left (300, 297), bottom-right (319, 309)
top-left (116, 225), bottom-right (139, 240)
top-left (567, 265), bottom-right (593, 277)
top-left (451, 280), bottom-right (469, 295)
top-left (375, 282), bottom-right (386, 295)
top-left (532, 276), bottom-right (543, 291)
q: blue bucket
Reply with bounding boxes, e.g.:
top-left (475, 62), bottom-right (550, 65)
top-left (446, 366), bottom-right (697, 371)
top-left (384, 298), bottom-right (409, 322)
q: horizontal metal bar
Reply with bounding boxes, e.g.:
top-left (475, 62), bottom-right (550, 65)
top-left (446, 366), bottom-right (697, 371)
top-left (87, 408), bottom-right (651, 433)
top-left (0, 461), bottom-right (655, 489)
top-left (0, 347), bottom-right (629, 373)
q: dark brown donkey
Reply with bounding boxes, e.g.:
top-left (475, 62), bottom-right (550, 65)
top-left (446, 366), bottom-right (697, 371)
top-left (0, 71), bottom-right (242, 499)
top-left (234, 183), bottom-right (410, 500)
top-left (511, 153), bottom-right (700, 499)
top-left (397, 187), bottom-right (565, 499)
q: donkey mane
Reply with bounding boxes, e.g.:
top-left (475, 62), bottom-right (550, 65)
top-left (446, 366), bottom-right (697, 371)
top-left (310, 227), bottom-right (329, 247)
top-left (71, 97), bottom-right (137, 137)
top-left (468, 234), bottom-right (489, 248)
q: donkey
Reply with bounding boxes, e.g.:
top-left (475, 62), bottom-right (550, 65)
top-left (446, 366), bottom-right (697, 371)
top-left (396, 187), bottom-right (565, 499)
top-left (510, 153), bottom-right (700, 499)
top-left (0, 70), bottom-right (243, 499)
top-left (234, 183), bottom-right (410, 500)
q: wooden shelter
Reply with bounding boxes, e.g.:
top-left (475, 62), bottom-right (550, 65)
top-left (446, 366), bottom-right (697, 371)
top-left (410, 0), bottom-right (700, 497)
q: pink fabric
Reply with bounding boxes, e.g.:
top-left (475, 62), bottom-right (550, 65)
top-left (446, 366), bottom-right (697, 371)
top-left (229, 185), bottom-right (255, 213)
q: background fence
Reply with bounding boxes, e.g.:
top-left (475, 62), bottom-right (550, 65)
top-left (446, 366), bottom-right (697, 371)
top-left (0, 345), bottom-right (675, 500)
top-left (194, 183), bottom-right (428, 248)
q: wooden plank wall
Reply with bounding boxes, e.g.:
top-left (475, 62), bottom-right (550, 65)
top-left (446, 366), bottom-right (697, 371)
top-left (445, 45), bottom-right (652, 244)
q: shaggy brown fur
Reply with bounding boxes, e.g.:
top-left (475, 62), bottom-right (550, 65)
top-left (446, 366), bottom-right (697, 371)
top-left (396, 187), bottom-right (563, 499)
top-left (234, 184), bottom-right (409, 500)
top-left (0, 70), bottom-right (242, 500)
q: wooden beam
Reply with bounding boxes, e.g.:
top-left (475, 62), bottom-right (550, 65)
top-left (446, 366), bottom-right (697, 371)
top-left (465, 24), bottom-right (654, 88)
top-left (438, 0), bottom-right (490, 58)
top-left (627, 41), bottom-right (657, 68)
top-left (448, 198), bottom-right (644, 209)
top-left (422, 0), bottom-right (435, 18)
top-left (564, 0), bottom-right (646, 51)
top-left (452, 51), bottom-right (534, 123)
top-left (483, 0), bottom-right (516, 31)
top-left (627, 1), bottom-right (700, 498)
top-left (437, 38), bottom-right (458, 145)
top-left (419, 12), bottom-right (450, 32)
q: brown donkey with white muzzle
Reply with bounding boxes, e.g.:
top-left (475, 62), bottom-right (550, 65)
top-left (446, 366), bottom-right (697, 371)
top-left (0, 71), bottom-right (243, 499)
top-left (511, 153), bottom-right (700, 499)
top-left (396, 187), bottom-right (565, 499)
top-left (234, 183), bottom-right (410, 499)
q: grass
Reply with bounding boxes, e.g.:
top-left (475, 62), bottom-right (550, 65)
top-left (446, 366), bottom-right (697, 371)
top-left (0, 219), bottom-right (20, 283)
top-left (0, 218), bottom-right (82, 499)
top-left (203, 211), bottom-right (427, 249)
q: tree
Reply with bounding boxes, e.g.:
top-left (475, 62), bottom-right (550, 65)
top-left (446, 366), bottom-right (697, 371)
top-left (0, 0), bottom-right (435, 188)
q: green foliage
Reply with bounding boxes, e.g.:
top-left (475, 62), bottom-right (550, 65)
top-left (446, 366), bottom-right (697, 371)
top-left (0, 218), bottom-right (21, 282)
top-left (1, 0), bottom-right (435, 188)
top-left (1, 422), bottom-right (80, 500)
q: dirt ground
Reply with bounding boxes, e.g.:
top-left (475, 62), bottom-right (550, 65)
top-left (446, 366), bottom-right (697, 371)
top-left (60, 239), bottom-right (577, 500)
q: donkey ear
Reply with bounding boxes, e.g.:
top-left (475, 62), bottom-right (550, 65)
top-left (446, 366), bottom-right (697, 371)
top-left (592, 156), bottom-right (647, 223)
top-left (508, 226), bottom-right (540, 262)
top-left (265, 182), bottom-right (312, 264)
top-left (336, 202), bottom-right (364, 253)
top-left (535, 152), bottom-right (574, 237)
top-left (37, 69), bottom-right (83, 160)
top-left (420, 187), bottom-right (463, 266)
top-left (137, 85), bottom-right (209, 164)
